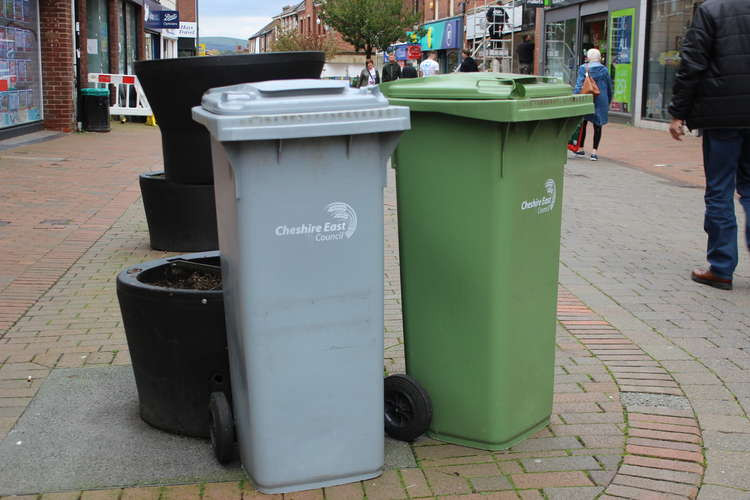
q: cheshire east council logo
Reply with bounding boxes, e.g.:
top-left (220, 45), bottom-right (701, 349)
top-left (520, 179), bottom-right (556, 215)
top-left (274, 202), bottom-right (358, 242)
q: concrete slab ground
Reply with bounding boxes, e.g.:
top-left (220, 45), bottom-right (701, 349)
top-left (0, 365), bottom-right (415, 496)
top-left (0, 365), bottom-right (243, 495)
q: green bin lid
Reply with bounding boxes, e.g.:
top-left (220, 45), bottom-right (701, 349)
top-left (380, 73), bottom-right (593, 123)
top-left (81, 87), bottom-right (110, 96)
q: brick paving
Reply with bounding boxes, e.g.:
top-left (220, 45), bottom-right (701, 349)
top-left (599, 123), bottom-right (704, 189)
top-left (0, 124), bottom-right (162, 334)
top-left (560, 154), bottom-right (750, 498)
top-left (0, 123), bottom-right (734, 498)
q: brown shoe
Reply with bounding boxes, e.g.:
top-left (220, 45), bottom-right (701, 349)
top-left (691, 268), bottom-right (732, 290)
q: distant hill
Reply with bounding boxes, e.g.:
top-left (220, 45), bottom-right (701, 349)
top-left (201, 36), bottom-right (247, 53)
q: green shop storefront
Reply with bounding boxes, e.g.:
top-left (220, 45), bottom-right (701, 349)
top-left (413, 16), bottom-right (463, 74)
top-left (541, 0), bottom-right (639, 121)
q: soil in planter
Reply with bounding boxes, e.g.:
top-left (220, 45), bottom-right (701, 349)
top-left (142, 265), bottom-right (223, 291)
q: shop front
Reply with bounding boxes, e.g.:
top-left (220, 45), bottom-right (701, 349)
top-left (414, 16), bottom-right (463, 73)
top-left (1, 0), bottom-right (43, 136)
top-left (116, 0), bottom-right (141, 74)
top-left (641, 0), bottom-right (704, 124)
top-left (144, 0), bottom-right (178, 60)
top-left (542, 0), bottom-right (639, 120)
top-left (177, 20), bottom-right (196, 57)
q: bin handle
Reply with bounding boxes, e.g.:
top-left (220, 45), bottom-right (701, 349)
top-left (475, 76), bottom-right (568, 98)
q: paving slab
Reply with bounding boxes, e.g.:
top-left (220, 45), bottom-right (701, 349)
top-left (0, 365), bottom-right (414, 495)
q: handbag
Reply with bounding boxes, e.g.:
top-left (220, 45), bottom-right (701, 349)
top-left (581, 64), bottom-right (600, 97)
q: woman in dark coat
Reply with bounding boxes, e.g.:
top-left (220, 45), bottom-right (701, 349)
top-left (573, 48), bottom-right (613, 161)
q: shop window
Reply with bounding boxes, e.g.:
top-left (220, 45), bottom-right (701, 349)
top-left (544, 19), bottom-right (577, 87)
top-left (643, 0), bottom-right (704, 121)
top-left (117, 1), bottom-right (125, 74)
top-left (125, 2), bottom-right (137, 72)
top-left (1, 0), bottom-right (42, 130)
top-left (87, 0), bottom-right (110, 74)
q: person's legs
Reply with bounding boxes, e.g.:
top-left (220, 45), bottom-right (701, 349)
top-left (738, 129), bottom-right (750, 251)
top-left (575, 121), bottom-right (588, 155)
top-left (702, 129), bottom-right (742, 279)
top-left (593, 125), bottom-right (602, 150)
top-left (589, 124), bottom-right (602, 160)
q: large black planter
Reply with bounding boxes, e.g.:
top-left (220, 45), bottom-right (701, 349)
top-left (139, 172), bottom-right (218, 251)
top-left (116, 251), bottom-right (230, 438)
top-left (134, 52), bottom-right (326, 185)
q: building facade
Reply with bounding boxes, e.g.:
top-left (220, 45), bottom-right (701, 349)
top-left (540, 0), bottom-right (704, 128)
top-left (249, 0), bottom-right (367, 81)
top-left (1, 0), bottom-right (195, 140)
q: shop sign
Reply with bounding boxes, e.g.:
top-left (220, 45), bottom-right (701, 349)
top-left (144, 0), bottom-right (179, 30)
top-left (525, 0), bottom-right (545, 6)
top-left (543, 0), bottom-right (587, 8)
top-left (416, 17), bottom-right (462, 51)
top-left (179, 22), bottom-right (197, 38)
top-left (609, 8), bottom-right (635, 113)
top-left (383, 44), bottom-right (422, 62)
top-left (387, 44), bottom-right (409, 61)
top-left (146, 11), bottom-right (179, 30)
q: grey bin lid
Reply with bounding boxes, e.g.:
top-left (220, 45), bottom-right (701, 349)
top-left (192, 79), bottom-right (410, 142)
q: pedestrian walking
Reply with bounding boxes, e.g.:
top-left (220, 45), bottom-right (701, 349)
top-left (419, 52), bottom-right (440, 77)
top-left (459, 49), bottom-right (479, 72)
top-left (517, 35), bottom-right (534, 74)
top-left (401, 61), bottom-right (418, 79)
top-left (357, 59), bottom-right (380, 88)
top-left (669, 0), bottom-right (750, 291)
top-left (572, 48), bottom-right (612, 162)
top-left (382, 52), bottom-right (401, 83)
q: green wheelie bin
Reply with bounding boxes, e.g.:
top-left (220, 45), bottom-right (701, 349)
top-left (379, 73), bottom-right (593, 450)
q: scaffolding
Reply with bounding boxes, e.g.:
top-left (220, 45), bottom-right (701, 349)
top-left (466, 0), bottom-right (519, 72)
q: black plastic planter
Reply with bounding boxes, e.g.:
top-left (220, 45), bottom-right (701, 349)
top-left (134, 52), bottom-right (326, 185)
top-left (139, 172), bottom-right (218, 252)
top-left (116, 251), bottom-right (230, 438)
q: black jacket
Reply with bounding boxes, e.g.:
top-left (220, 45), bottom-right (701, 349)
top-left (669, 0), bottom-right (750, 129)
top-left (459, 56), bottom-right (478, 72)
top-left (401, 64), bottom-right (418, 78)
top-left (382, 61), bottom-right (401, 82)
top-left (517, 41), bottom-right (534, 65)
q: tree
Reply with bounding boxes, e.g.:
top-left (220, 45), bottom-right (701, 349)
top-left (271, 27), bottom-right (340, 61)
top-left (318, 0), bottom-right (423, 59)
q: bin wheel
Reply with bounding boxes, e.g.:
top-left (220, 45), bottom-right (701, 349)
top-left (208, 392), bottom-right (235, 464)
top-left (384, 374), bottom-right (432, 442)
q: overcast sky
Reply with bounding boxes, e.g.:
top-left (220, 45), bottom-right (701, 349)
top-left (199, 0), bottom-right (296, 40)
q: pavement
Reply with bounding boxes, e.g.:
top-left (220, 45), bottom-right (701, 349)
top-left (0, 120), bottom-right (747, 499)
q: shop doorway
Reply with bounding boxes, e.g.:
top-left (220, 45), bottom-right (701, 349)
top-left (580, 14), bottom-right (608, 65)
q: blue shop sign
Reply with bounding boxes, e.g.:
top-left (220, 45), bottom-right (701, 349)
top-left (145, 0), bottom-right (180, 30)
top-left (384, 44), bottom-right (409, 61)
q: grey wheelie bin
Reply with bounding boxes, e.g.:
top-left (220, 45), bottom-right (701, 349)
top-left (192, 80), bottom-right (410, 494)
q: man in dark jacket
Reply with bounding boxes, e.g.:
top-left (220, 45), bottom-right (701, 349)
top-left (401, 61), bottom-right (418, 78)
top-left (669, 0), bottom-right (750, 290)
top-left (382, 52), bottom-right (401, 83)
top-left (459, 49), bottom-right (479, 72)
top-left (517, 35), bottom-right (534, 74)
